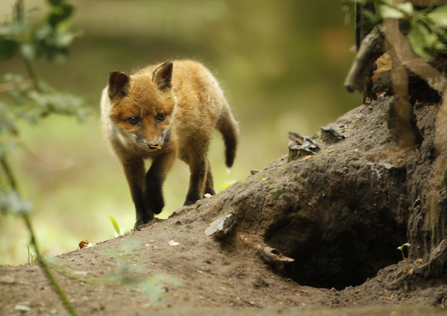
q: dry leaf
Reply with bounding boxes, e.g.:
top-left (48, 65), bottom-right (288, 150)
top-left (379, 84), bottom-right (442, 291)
top-left (79, 240), bottom-right (93, 249)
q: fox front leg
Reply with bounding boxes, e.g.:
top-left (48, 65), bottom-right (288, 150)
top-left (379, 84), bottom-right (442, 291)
top-left (122, 159), bottom-right (154, 229)
top-left (145, 151), bottom-right (176, 215)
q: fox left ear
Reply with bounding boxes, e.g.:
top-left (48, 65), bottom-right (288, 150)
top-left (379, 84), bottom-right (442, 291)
top-left (152, 62), bottom-right (173, 90)
top-left (108, 71), bottom-right (131, 99)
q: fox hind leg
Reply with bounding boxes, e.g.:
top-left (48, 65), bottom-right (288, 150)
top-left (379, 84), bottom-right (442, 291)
top-left (204, 159), bottom-right (216, 196)
top-left (184, 155), bottom-right (210, 206)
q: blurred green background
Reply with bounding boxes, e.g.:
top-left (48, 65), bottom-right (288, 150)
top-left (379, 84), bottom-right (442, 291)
top-left (0, 0), bottom-right (360, 264)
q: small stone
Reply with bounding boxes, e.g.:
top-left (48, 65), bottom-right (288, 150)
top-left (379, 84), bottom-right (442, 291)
top-left (0, 275), bottom-right (15, 284)
top-left (14, 302), bottom-right (31, 313)
top-left (320, 126), bottom-right (345, 144)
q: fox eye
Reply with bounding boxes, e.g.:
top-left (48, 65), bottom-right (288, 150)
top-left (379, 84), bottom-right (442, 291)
top-left (128, 116), bottom-right (139, 125)
top-left (156, 113), bottom-right (166, 122)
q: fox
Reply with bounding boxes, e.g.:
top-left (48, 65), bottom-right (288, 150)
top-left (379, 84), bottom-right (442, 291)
top-left (100, 60), bottom-right (239, 230)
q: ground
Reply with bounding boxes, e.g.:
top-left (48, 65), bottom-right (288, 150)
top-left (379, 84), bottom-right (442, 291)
top-left (0, 210), bottom-right (445, 316)
top-left (1, 95), bottom-right (447, 316)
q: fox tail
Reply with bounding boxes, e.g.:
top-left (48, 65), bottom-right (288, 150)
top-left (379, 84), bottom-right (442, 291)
top-left (216, 101), bottom-right (239, 169)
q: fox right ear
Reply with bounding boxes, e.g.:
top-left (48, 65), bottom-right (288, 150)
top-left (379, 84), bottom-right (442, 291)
top-left (108, 71), bottom-right (131, 99)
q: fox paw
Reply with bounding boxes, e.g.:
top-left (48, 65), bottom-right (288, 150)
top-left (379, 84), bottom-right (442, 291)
top-left (133, 218), bottom-right (153, 231)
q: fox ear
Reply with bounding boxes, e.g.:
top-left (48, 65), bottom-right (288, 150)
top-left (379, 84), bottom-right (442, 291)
top-left (152, 62), bottom-right (173, 90)
top-left (108, 71), bottom-right (131, 99)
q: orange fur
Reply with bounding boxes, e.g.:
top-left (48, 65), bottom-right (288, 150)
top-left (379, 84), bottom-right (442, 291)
top-left (101, 60), bottom-right (238, 229)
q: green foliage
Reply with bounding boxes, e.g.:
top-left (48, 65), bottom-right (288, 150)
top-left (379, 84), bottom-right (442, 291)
top-left (397, 242), bottom-right (411, 258)
top-left (104, 239), bottom-right (182, 304)
top-left (397, 242), bottom-right (411, 271)
top-left (0, 1), bottom-right (83, 315)
top-left (0, 0), bottom-right (85, 152)
top-left (0, 0), bottom-right (86, 208)
top-left (0, 0), bottom-right (81, 63)
top-left (0, 191), bottom-right (33, 216)
top-left (23, 242), bottom-right (36, 263)
top-left (219, 180), bottom-right (237, 190)
top-left (109, 216), bottom-right (124, 237)
top-left (343, 0), bottom-right (447, 62)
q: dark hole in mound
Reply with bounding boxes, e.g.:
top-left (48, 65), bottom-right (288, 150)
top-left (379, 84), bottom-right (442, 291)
top-left (265, 212), bottom-right (407, 290)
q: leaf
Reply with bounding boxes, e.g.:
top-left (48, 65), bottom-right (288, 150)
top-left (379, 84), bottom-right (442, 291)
top-left (408, 22), bottom-right (436, 61)
top-left (109, 216), bottom-right (121, 236)
top-left (48, 3), bottom-right (74, 26)
top-left (427, 5), bottom-right (447, 26)
top-left (0, 191), bottom-right (33, 216)
top-left (380, 5), bottom-right (405, 19)
top-left (380, 1), bottom-right (414, 19)
top-left (0, 38), bottom-right (19, 60)
top-left (20, 43), bottom-right (36, 61)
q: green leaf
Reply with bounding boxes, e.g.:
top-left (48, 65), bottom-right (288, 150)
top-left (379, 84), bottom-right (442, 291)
top-left (0, 191), bottom-right (34, 216)
top-left (0, 38), bottom-right (19, 60)
top-left (48, 3), bottom-right (74, 26)
top-left (380, 5), bottom-right (405, 19)
top-left (408, 22), bottom-right (436, 61)
top-left (20, 43), bottom-right (36, 61)
top-left (109, 216), bottom-right (121, 236)
top-left (380, 1), bottom-right (414, 19)
top-left (427, 5), bottom-right (447, 26)
top-left (0, 103), bottom-right (19, 135)
top-left (0, 141), bottom-right (19, 158)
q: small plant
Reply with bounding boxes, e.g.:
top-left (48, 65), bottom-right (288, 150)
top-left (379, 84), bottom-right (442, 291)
top-left (109, 216), bottom-right (125, 237)
top-left (343, 0), bottom-right (447, 62)
top-left (397, 242), bottom-right (411, 272)
top-left (23, 242), bottom-right (35, 263)
top-left (219, 180), bottom-right (237, 190)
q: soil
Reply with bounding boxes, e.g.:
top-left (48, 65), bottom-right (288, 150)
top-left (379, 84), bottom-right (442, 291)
top-left (1, 95), bottom-right (447, 316)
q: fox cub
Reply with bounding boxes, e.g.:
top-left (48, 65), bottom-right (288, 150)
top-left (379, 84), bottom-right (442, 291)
top-left (101, 60), bottom-right (238, 229)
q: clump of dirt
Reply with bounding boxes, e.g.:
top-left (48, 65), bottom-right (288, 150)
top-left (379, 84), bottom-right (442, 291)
top-left (1, 95), bottom-right (446, 316)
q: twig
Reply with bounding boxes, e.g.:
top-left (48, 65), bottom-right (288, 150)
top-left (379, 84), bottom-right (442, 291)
top-left (0, 155), bottom-right (79, 316)
top-left (383, 20), bottom-right (446, 94)
top-left (23, 215), bottom-right (79, 316)
top-left (0, 80), bottom-right (34, 93)
top-left (383, 17), bottom-right (423, 148)
top-left (0, 157), bottom-right (18, 191)
top-left (344, 26), bottom-right (386, 93)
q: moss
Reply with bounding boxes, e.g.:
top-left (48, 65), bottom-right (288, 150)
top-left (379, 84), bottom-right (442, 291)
top-left (269, 189), bottom-right (283, 196)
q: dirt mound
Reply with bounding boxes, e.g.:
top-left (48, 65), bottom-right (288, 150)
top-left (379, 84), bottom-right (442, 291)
top-left (1, 96), bottom-right (446, 315)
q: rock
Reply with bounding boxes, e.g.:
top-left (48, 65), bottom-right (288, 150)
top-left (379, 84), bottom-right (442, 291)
top-left (205, 214), bottom-right (235, 238)
top-left (288, 132), bottom-right (320, 162)
top-left (320, 126), bottom-right (345, 144)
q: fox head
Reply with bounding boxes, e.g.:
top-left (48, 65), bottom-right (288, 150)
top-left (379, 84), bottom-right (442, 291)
top-left (107, 62), bottom-right (176, 153)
